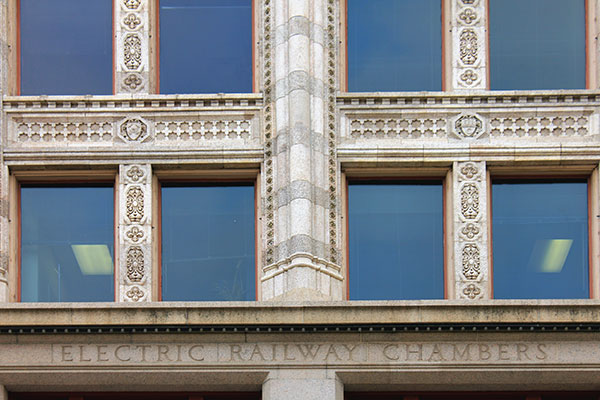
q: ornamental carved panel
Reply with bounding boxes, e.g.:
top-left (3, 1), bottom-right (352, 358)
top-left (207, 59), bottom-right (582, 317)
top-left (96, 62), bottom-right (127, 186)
top-left (452, 0), bottom-right (487, 89)
top-left (126, 246), bottom-right (144, 282)
top-left (116, 0), bottom-right (148, 93)
top-left (453, 161), bottom-right (489, 299)
top-left (126, 186), bottom-right (144, 223)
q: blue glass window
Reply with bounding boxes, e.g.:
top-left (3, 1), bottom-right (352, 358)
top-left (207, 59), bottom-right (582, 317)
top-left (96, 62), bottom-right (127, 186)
top-left (492, 181), bottom-right (589, 299)
top-left (161, 184), bottom-right (255, 301)
top-left (21, 186), bottom-right (114, 302)
top-left (348, 182), bottom-right (444, 300)
top-left (489, 0), bottom-right (586, 90)
top-left (347, 0), bottom-right (442, 92)
top-left (159, 0), bottom-right (253, 94)
top-left (20, 0), bottom-right (113, 95)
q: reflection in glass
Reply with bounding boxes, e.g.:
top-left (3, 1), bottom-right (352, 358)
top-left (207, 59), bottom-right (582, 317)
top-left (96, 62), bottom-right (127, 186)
top-left (160, 0), bottom-right (253, 94)
top-left (348, 182), bottom-right (444, 300)
top-left (20, 0), bottom-right (112, 95)
top-left (347, 0), bottom-right (442, 92)
top-left (21, 186), bottom-right (114, 302)
top-left (161, 184), bottom-right (255, 301)
top-left (489, 0), bottom-right (585, 90)
top-left (492, 181), bottom-right (589, 299)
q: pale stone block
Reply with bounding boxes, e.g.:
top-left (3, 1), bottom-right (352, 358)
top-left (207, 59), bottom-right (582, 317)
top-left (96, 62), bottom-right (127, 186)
top-left (288, 35), bottom-right (311, 73)
top-left (275, 43), bottom-right (288, 83)
top-left (274, 203), bottom-right (290, 247)
top-left (288, 0), bottom-right (310, 19)
top-left (289, 144), bottom-right (312, 181)
top-left (289, 198), bottom-right (313, 237)
top-left (311, 96), bottom-right (325, 133)
top-left (263, 369), bottom-right (343, 400)
top-left (311, 41), bottom-right (325, 80)
top-left (312, 203), bottom-right (327, 243)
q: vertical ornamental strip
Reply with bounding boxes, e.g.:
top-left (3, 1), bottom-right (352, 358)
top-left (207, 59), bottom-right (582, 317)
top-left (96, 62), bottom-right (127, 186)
top-left (451, 0), bottom-right (488, 90)
top-left (116, 0), bottom-right (150, 94)
top-left (0, 0), bottom-right (7, 301)
top-left (119, 164), bottom-right (153, 302)
top-left (453, 161), bottom-right (489, 299)
top-left (260, 0), bottom-right (343, 300)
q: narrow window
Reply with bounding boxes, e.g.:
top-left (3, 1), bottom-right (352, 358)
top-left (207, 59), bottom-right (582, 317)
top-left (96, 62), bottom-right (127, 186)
top-left (492, 180), bottom-right (589, 299)
top-left (20, 185), bottom-right (114, 302)
top-left (161, 183), bottom-right (255, 301)
top-left (348, 181), bottom-right (444, 300)
top-left (489, 0), bottom-right (586, 90)
top-left (159, 0), bottom-right (253, 94)
top-left (347, 0), bottom-right (442, 92)
top-left (19, 0), bottom-right (113, 95)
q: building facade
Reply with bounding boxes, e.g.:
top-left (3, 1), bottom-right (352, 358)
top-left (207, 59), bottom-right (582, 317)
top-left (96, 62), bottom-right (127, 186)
top-left (0, 0), bottom-right (599, 398)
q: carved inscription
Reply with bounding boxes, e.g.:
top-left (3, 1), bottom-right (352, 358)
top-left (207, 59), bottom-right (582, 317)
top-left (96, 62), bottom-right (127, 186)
top-left (49, 342), bottom-right (557, 365)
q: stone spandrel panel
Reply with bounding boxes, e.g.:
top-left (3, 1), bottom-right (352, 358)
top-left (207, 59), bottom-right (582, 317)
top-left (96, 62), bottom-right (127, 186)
top-left (451, 0), bottom-right (487, 90)
top-left (118, 164), bottom-right (152, 302)
top-left (453, 161), bottom-right (489, 300)
top-left (115, 0), bottom-right (150, 94)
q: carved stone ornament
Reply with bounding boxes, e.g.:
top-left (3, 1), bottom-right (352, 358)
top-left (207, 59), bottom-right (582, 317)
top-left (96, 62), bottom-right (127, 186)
top-left (126, 286), bottom-right (144, 301)
top-left (120, 118), bottom-right (148, 142)
top-left (124, 34), bottom-right (142, 70)
top-left (460, 69), bottom-right (478, 86)
top-left (126, 187), bottom-right (144, 223)
top-left (455, 114), bottom-right (483, 138)
top-left (126, 246), bottom-right (145, 282)
top-left (460, 163), bottom-right (479, 179)
top-left (460, 29), bottom-right (478, 65)
top-left (124, 0), bottom-right (141, 10)
top-left (461, 183), bottom-right (479, 219)
top-left (459, 8), bottom-right (477, 25)
top-left (126, 165), bottom-right (145, 182)
top-left (463, 283), bottom-right (481, 299)
top-left (460, 223), bottom-right (480, 240)
top-left (123, 13), bottom-right (142, 30)
top-left (126, 226), bottom-right (144, 243)
top-left (461, 0), bottom-right (475, 3)
top-left (462, 244), bottom-right (481, 280)
top-left (123, 74), bottom-right (143, 90)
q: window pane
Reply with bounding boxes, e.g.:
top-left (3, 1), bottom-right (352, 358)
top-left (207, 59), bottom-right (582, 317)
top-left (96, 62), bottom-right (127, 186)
top-left (21, 186), bottom-right (114, 302)
top-left (347, 0), bottom-right (442, 92)
top-left (489, 0), bottom-right (585, 90)
top-left (161, 184), bottom-right (255, 301)
top-left (20, 0), bottom-right (113, 95)
top-left (492, 182), bottom-right (589, 299)
top-left (159, 0), bottom-right (253, 94)
top-left (348, 182), bottom-right (444, 300)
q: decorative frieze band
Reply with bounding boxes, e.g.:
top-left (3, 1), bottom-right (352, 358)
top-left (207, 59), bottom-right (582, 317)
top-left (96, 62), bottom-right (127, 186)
top-left (453, 161), bottom-right (489, 300)
top-left (116, 0), bottom-right (150, 94)
top-left (119, 164), bottom-right (153, 302)
top-left (452, 0), bottom-right (487, 90)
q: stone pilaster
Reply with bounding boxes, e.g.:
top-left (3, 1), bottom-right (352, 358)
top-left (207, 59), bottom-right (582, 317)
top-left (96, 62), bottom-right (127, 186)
top-left (115, 0), bottom-right (150, 94)
top-left (0, 0), bottom-right (7, 302)
top-left (453, 161), bottom-right (490, 300)
top-left (260, 0), bottom-right (343, 301)
top-left (118, 164), bottom-right (153, 302)
top-left (262, 369), bottom-right (343, 400)
top-left (451, 0), bottom-right (488, 90)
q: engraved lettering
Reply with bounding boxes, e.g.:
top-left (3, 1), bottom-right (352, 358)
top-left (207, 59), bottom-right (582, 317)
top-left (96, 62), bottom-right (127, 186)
top-left (536, 344), bottom-right (548, 360)
top-left (79, 345), bottom-right (91, 362)
top-left (188, 345), bottom-right (205, 361)
top-left (478, 344), bottom-right (491, 361)
top-left (136, 345), bottom-right (151, 362)
top-left (296, 344), bottom-right (321, 360)
top-left (115, 345), bottom-right (131, 362)
top-left (157, 345), bottom-right (172, 362)
top-left (452, 344), bottom-right (471, 361)
top-left (405, 344), bottom-right (423, 361)
top-left (428, 344), bottom-right (446, 361)
top-left (230, 344), bottom-right (244, 361)
top-left (383, 344), bottom-right (399, 360)
top-left (324, 344), bottom-right (341, 361)
top-left (284, 344), bottom-right (296, 361)
top-left (176, 344), bottom-right (182, 362)
top-left (97, 345), bottom-right (109, 362)
top-left (250, 344), bottom-right (266, 361)
top-left (497, 344), bottom-right (510, 361)
top-left (342, 344), bottom-right (361, 361)
top-left (61, 345), bottom-right (74, 362)
top-left (517, 344), bottom-right (530, 361)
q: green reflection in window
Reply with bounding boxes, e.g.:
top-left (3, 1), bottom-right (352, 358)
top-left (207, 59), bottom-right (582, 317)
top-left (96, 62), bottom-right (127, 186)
top-left (21, 186), bottom-right (114, 302)
top-left (161, 184), bottom-right (255, 301)
top-left (492, 181), bottom-right (589, 299)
